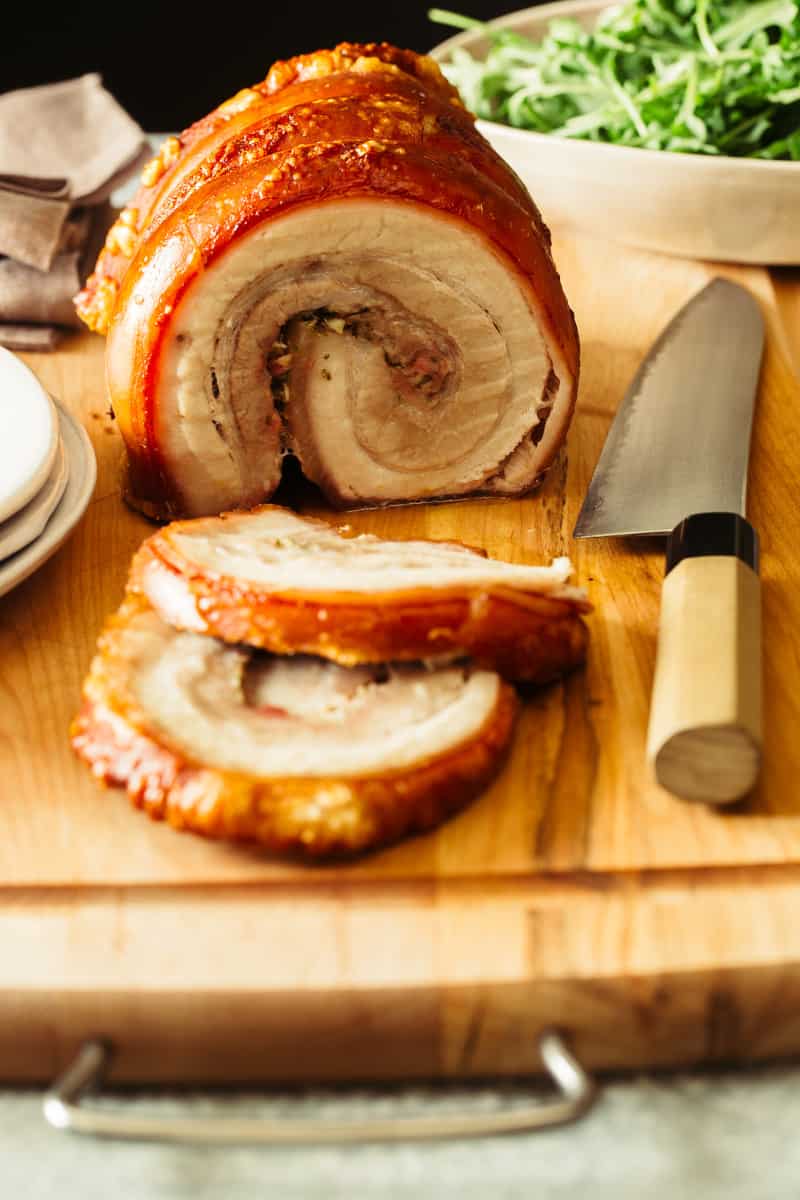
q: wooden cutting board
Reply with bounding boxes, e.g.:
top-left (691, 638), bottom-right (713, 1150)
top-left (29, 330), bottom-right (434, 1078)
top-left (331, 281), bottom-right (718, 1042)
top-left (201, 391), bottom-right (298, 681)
top-left (2, 233), bottom-right (800, 1085)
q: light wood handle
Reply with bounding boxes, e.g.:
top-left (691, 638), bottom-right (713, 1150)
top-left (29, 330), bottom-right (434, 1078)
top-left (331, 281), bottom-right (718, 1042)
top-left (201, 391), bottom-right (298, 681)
top-left (647, 555), bottom-right (762, 804)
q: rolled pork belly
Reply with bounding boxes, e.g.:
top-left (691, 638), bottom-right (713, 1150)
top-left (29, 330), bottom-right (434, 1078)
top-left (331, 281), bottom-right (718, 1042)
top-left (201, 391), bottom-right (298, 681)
top-left (71, 595), bottom-right (517, 856)
top-left (76, 43), bottom-right (579, 518)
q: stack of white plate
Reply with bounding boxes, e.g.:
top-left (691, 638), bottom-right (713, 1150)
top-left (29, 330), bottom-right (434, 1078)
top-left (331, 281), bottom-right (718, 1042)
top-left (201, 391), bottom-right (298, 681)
top-left (0, 348), bottom-right (96, 599)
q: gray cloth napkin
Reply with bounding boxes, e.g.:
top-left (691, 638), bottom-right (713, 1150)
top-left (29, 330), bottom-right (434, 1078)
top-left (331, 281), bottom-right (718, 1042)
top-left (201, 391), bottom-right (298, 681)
top-left (0, 205), bottom-right (111, 351)
top-left (0, 74), bottom-right (148, 349)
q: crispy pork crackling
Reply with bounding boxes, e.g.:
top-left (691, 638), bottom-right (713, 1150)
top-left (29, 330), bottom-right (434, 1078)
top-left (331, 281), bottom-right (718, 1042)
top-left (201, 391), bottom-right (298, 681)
top-left (75, 43), bottom-right (579, 518)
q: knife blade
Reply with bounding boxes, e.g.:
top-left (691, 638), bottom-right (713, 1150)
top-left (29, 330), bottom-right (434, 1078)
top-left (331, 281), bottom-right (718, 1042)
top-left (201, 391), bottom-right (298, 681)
top-left (574, 278), bottom-right (765, 806)
top-left (574, 278), bottom-right (764, 538)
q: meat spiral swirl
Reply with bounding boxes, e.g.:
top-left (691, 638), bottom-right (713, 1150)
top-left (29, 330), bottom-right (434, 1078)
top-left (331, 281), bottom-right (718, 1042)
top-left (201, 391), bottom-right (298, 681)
top-left (76, 43), bottom-right (578, 518)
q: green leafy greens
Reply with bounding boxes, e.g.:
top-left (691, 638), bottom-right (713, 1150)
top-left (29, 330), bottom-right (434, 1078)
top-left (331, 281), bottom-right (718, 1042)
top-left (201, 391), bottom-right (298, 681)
top-left (429, 1), bottom-right (800, 158)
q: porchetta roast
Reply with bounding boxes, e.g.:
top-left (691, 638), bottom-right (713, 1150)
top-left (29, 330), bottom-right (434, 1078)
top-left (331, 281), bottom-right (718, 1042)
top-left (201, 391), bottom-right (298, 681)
top-left (76, 42), bottom-right (579, 517)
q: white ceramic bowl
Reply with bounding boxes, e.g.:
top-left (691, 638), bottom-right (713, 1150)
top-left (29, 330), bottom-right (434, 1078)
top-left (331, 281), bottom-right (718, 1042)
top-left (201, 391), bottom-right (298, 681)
top-left (431, 0), bottom-right (800, 263)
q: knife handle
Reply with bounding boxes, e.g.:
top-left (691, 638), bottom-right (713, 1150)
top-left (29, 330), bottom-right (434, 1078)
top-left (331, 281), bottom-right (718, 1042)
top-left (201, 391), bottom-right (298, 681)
top-left (646, 513), bottom-right (762, 805)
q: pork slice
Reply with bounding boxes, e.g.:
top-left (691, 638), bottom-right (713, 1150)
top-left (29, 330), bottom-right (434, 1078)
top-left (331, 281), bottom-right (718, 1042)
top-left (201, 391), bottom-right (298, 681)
top-left (146, 505), bottom-right (586, 598)
top-left (131, 506), bottom-right (590, 684)
top-left (72, 596), bottom-right (517, 856)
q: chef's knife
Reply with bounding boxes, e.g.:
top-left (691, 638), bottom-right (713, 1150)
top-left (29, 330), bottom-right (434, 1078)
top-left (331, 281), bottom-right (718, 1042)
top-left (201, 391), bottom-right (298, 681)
top-left (574, 278), bottom-right (764, 805)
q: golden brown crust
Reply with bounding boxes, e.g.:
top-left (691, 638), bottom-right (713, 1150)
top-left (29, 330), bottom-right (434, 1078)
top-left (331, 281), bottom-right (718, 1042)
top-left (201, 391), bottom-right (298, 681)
top-left (130, 507), bottom-right (590, 684)
top-left (71, 595), bottom-right (518, 858)
top-left (74, 45), bottom-right (465, 336)
top-left (76, 41), bottom-right (579, 517)
top-left (262, 43), bottom-right (464, 107)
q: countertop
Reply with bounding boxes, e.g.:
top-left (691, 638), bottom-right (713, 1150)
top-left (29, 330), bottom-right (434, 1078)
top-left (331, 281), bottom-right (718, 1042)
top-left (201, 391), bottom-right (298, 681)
top-left (4, 1064), bottom-right (800, 1198)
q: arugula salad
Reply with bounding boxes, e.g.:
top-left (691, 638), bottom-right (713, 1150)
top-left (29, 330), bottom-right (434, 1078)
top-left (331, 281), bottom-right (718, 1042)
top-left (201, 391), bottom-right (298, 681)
top-left (430, 1), bottom-right (800, 158)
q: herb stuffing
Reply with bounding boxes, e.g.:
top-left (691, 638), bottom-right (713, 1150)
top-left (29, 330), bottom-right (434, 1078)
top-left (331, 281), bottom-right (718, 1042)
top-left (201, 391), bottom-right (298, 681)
top-left (429, 1), bottom-right (800, 158)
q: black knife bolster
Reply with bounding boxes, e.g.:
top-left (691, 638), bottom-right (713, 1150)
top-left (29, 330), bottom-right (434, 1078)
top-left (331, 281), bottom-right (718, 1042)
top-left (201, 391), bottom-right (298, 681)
top-left (666, 513), bottom-right (759, 576)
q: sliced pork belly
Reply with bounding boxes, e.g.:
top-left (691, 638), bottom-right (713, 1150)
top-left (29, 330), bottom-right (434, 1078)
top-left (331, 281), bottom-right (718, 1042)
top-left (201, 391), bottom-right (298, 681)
top-left (131, 506), bottom-right (590, 683)
top-left (71, 596), bottom-right (516, 856)
top-left (75, 43), bottom-right (578, 519)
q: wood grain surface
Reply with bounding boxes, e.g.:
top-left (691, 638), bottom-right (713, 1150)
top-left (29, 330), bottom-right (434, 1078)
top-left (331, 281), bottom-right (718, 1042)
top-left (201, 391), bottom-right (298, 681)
top-left (2, 234), bottom-right (798, 885)
top-left (1, 233), bottom-right (800, 1081)
top-left (5, 871), bottom-right (800, 1083)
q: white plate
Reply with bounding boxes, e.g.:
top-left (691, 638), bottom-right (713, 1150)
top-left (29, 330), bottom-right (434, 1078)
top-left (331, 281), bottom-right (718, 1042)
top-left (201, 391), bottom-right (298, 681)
top-left (0, 347), bottom-right (60, 521)
top-left (0, 433), bottom-right (69, 561)
top-left (431, 0), bottom-right (800, 264)
top-left (0, 404), bottom-right (96, 600)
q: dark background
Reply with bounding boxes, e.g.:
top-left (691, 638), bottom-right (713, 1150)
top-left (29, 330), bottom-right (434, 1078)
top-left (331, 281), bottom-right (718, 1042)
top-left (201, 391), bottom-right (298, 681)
top-left (1, 1), bottom-right (538, 129)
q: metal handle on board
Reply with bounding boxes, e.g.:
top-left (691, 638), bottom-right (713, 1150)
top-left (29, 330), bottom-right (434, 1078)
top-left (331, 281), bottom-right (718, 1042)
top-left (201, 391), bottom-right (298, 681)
top-left (43, 1030), bottom-right (596, 1145)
